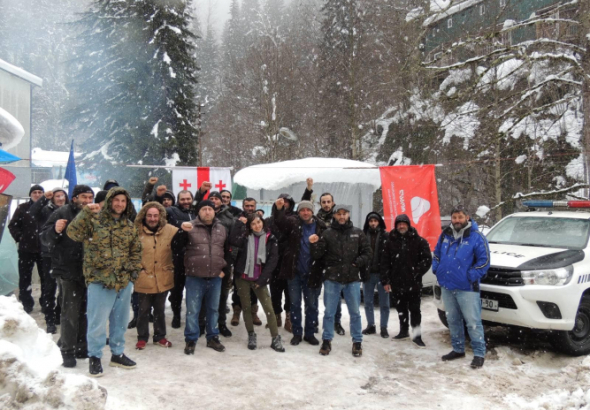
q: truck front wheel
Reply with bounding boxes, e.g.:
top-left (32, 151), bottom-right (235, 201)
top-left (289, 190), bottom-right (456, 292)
top-left (550, 296), bottom-right (590, 356)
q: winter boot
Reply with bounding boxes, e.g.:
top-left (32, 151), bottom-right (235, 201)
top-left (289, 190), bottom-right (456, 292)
top-left (219, 323), bottom-right (233, 337)
top-left (352, 342), bottom-right (363, 357)
top-left (206, 337), bottom-right (226, 352)
top-left (412, 336), bottom-right (426, 348)
top-left (62, 354), bottom-right (76, 368)
top-left (471, 356), bottom-right (485, 368)
top-left (271, 335), bottom-right (286, 352)
top-left (127, 316), bottom-right (137, 329)
top-left (247, 332), bottom-right (257, 350)
top-left (284, 312), bottom-right (293, 333)
top-left (171, 315), bottom-right (181, 329)
top-left (89, 357), bottom-right (103, 377)
top-left (47, 324), bottom-right (57, 335)
top-left (184, 341), bottom-right (196, 355)
top-left (380, 327), bottom-right (389, 338)
top-left (319, 340), bottom-right (332, 356)
top-left (304, 335), bottom-right (320, 345)
top-left (362, 325), bottom-right (376, 335)
top-left (231, 306), bottom-right (241, 326)
top-left (393, 327), bottom-right (410, 340)
top-left (109, 354), bottom-right (136, 369)
top-left (335, 322), bottom-right (346, 336)
top-left (290, 335), bottom-right (302, 346)
top-left (442, 351), bottom-right (465, 361)
top-left (252, 304), bottom-right (262, 326)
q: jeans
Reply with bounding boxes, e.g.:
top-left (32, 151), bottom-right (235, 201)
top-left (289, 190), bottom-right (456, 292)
top-left (363, 273), bottom-right (390, 328)
top-left (137, 291), bottom-right (168, 342)
top-left (441, 287), bottom-right (486, 358)
top-left (287, 271), bottom-right (320, 338)
top-left (18, 251), bottom-right (44, 312)
top-left (185, 276), bottom-right (222, 342)
top-left (322, 280), bottom-right (362, 343)
top-left (87, 282), bottom-right (133, 359)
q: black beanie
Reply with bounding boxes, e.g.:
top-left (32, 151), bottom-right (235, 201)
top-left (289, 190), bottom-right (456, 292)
top-left (209, 191), bottom-right (222, 201)
top-left (94, 190), bottom-right (108, 204)
top-left (103, 179), bottom-right (119, 190)
top-left (29, 184), bottom-right (44, 196)
top-left (72, 184), bottom-right (94, 199)
top-left (196, 200), bottom-right (215, 213)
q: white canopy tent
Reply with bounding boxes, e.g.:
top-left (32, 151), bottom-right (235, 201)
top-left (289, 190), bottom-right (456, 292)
top-left (233, 158), bottom-right (381, 227)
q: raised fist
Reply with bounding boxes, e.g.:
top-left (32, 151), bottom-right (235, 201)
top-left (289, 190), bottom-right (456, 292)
top-left (200, 181), bottom-right (212, 192)
top-left (44, 191), bottom-right (54, 199)
top-left (309, 234), bottom-right (319, 244)
top-left (156, 185), bottom-right (167, 196)
top-left (306, 178), bottom-right (313, 190)
top-left (181, 222), bottom-right (193, 232)
top-left (87, 204), bottom-right (101, 213)
top-left (238, 216), bottom-right (247, 224)
top-left (55, 219), bottom-right (68, 233)
top-left (275, 198), bottom-right (285, 210)
top-left (149, 177), bottom-right (158, 185)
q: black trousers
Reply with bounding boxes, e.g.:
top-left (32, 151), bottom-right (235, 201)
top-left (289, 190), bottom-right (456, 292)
top-left (40, 256), bottom-right (59, 325)
top-left (58, 278), bottom-right (87, 358)
top-left (392, 288), bottom-right (422, 329)
top-left (169, 269), bottom-right (186, 317)
top-left (137, 291), bottom-right (168, 342)
top-left (17, 251), bottom-right (44, 312)
top-left (270, 276), bottom-right (291, 315)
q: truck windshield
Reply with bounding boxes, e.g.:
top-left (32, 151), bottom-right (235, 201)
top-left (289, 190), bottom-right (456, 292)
top-left (486, 216), bottom-right (590, 250)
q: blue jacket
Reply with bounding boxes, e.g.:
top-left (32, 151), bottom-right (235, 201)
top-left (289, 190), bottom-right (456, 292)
top-left (432, 220), bottom-right (490, 292)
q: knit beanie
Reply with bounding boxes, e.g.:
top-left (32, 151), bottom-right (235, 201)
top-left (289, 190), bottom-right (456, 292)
top-left (196, 200), bottom-right (215, 213)
top-left (297, 200), bottom-right (314, 213)
top-left (94, 190), bottom-right (108, 204)
top-left (29, 184), bottom-right (44, 196)
top-left (72, 184), bottom-right (94, 199)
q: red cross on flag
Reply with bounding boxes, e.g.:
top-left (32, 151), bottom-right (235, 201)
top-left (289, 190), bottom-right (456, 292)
top-left (172, 167), bottom-right (232, 199)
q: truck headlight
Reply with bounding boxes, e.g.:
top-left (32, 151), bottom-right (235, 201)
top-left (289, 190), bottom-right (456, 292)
top-left (521, 265), bottom-right (573, 286)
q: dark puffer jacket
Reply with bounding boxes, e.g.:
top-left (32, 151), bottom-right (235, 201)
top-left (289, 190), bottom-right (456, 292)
top-left (41, 203), bottom-right (85, 282)
top-left (273, 208), bottom-right (326, 281)
top-left (8, 200), bottom-right (42, 254)
top-left (380, 214), bottom-right (432, 293)
top-left (265, 194), bottom-right (296, 256)
top-left (362, 212), bottom-right (388, 277)
top-left (233, 231), bottom-right (279, 287)
top-left (310, 218), bottom-right (372, 285)
top-left (174, 217), bottom-right (228, 278)
top-left (167, 204), bottom-right (196, 228)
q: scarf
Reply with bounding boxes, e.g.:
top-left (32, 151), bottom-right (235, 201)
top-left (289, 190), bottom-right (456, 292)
top-left (245, 230), bottom-right (267, 278)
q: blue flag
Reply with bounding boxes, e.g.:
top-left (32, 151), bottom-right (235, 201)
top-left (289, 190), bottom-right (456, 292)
top-left (64, 140), bottom-right (77, 199)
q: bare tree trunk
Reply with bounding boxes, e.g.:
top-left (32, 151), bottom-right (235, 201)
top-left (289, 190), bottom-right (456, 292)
top-left (580, 0), bottom-right (590, 197)
top-left (494, 142), bottom-right (503, 221)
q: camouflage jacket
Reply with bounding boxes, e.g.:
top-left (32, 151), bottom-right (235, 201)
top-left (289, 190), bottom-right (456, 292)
top-left (67, 187), bottom-right (142, 291)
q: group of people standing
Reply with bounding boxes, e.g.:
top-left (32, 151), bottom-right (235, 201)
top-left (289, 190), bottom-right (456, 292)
top-left (8, 174), bottom-right (491, 378)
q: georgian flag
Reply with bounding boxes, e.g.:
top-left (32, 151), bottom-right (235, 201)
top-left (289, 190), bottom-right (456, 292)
top-left (172, 167), bottom-right (232, 199)
top-left (0, 167), bottom-right (15, 194)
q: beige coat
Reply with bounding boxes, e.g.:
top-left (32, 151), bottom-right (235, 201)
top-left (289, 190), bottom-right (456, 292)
top-left (134, 202), bottom-right (178, 294)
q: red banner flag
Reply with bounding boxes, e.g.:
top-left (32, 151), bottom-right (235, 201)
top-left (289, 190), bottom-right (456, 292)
top-left (0, 167), bottom-right (15, 194)
top-left (380, 165), bottom-right (441, 250)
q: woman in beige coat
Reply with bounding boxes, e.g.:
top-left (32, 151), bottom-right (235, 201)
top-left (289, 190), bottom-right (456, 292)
top-left (134, 202), bottom-right (180, 349)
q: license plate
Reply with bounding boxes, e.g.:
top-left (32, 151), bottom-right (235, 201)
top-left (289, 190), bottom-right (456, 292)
top-left (481, 298), bottom-right (499, 311)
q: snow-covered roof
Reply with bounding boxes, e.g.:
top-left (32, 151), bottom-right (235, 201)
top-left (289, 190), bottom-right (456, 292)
top-left (0, 58), bottom-right (43, 87)
top-left (31, 147), bottom-right (82, 168)
top-left (234, 157), bottom-right (381, 191)
top-left (423, 0), bottom-right (484, 27)
top-left (0, 106), bottom-right (25, 149)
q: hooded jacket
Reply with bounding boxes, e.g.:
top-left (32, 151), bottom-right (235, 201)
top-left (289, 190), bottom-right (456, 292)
top-left (310, 218), bottom-right (372, 285)
top-left (432, 219), bottom-right (490, 292)
top-left (134, 202), bottom-right (178, 294)
top-left (362, 212), bottom-right (388, 277)
top-left (67, 187), bottom-right (142, 291)
top-left (30, 188), bottom-right (69, 257)
top-left (380, 214), bottom-right (432, 292)
top-left (41, 202), bottom-right (85, 282)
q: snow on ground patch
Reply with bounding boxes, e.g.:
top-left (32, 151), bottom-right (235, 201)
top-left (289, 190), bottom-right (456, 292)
top-left (0, 295), bottom-right (107, 409)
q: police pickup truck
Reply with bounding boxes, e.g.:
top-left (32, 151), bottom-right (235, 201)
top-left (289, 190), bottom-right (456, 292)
top-left (433, 200), bottom-right (590, 356)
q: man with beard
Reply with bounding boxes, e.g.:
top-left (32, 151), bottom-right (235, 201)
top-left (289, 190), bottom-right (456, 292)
top-left (68, 187), bottom-right (142, 377)
top-left (30, 187), bottom-right (69, 333)
top-left (9, 185), bottom-right (45, 314)
top-left (220, 189), bottom-right (242, 218)
top-left (310, 205), bottom-right (371, 357)
top-left (41, 185), bottom-right (95, 368)
top-left (381, 214), bottom-right (432, 347)
top-left (166, 190), bottom-right (197, 328)
top-left (303, 179), bottom-right (345, 336)
top-left (433, 205), bottom-right (490, 368)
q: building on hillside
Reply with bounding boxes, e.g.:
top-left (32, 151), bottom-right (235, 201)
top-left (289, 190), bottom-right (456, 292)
top-left (0, 58), bottom-right (42, 197)
top-left (423, 0), bottom-right (578, 66)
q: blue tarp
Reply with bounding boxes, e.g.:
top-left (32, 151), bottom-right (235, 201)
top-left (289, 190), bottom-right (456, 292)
top-left (0, 150), bottom-right (21, 164)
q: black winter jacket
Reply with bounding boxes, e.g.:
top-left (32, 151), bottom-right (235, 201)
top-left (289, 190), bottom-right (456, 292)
top-left (8, 200), bottom-right (42, 254)
top-left (233, 232), bottom-right (279, 287)
top-left (166, 205), bottom-right (196, 228)
top-left (362, 212), bottom-right (388, 278)
top-left (265, 194), bottom-right (296, 257)
top-left (40, 203), bottom-right (85, 282)
top-left (380, 218), bottom-right (432, 293)
top-left (311, 219), bottom-right (371, 286)
top-left (29, 194), bottom-right (69, 257)
top-left (274, 208), bottom-right (327, 281)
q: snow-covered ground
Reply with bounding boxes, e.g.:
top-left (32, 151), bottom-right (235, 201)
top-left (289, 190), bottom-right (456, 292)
top-left (10, 284), bottom-right (590, 410)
